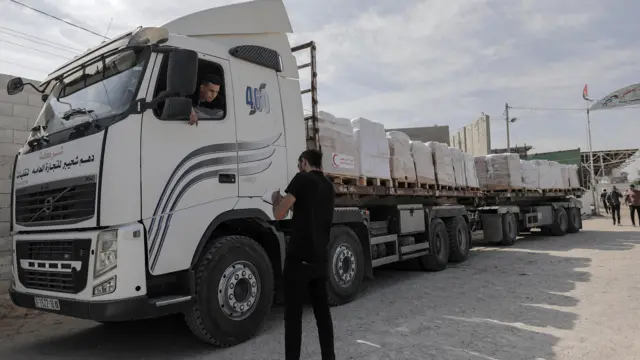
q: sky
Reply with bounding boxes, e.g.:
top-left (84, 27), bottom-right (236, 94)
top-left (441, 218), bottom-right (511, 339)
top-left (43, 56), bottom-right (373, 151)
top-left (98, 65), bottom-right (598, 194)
top-left (1, 0), bottom-right (639, 175)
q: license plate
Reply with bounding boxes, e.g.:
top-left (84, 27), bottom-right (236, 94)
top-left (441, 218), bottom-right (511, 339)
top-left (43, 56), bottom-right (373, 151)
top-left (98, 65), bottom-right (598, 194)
top-left (34, 297), bottom-right (60, 311)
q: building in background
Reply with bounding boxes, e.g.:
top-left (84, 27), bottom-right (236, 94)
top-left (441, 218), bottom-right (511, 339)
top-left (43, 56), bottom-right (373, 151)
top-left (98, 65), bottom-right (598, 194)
top-left (387, 125), bottom-right (450, 145)
top-left (0, 73), bottom-right (41, 291)
top-left (450, 114), bottom-right (491, 156)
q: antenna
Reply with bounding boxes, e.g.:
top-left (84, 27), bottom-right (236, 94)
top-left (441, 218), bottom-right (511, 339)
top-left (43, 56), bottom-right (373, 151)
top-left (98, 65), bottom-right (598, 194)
top-left (104, 18), bottom-right (114, 39)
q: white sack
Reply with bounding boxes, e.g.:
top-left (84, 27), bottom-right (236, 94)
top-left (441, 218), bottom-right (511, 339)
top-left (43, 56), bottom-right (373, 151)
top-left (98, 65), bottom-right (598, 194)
top-left (426, 142), bottom-right (455, 187)
top-left (410, 141), bottom-right (436, 183)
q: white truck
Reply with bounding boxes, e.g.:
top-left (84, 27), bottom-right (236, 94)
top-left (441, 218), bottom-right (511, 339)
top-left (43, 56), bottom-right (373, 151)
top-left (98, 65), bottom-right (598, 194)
top-left (6, 0), bottom-right (584, 347)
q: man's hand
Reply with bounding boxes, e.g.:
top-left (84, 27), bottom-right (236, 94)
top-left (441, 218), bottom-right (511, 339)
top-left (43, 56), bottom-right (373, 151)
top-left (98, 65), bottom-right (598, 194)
top-left (189, 108), bottom-right (198, 126)
top-left (271, 190), bottom-right (283, 206)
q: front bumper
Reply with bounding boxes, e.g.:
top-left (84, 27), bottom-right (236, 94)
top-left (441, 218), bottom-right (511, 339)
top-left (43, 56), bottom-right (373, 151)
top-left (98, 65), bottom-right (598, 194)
top-left (9, 288), bottom-right (149, 322)
top-left (9, 289), bottom-right (191, 322)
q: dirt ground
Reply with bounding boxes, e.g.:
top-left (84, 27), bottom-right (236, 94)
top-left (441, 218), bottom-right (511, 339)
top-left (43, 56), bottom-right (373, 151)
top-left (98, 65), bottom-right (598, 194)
top-left (0, 213), bottom-right (639, 360)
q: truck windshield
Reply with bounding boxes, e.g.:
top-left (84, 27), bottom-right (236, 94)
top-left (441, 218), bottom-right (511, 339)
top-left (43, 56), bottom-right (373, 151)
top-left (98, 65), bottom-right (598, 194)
top-left (32, 48), bottom-right (147, 137)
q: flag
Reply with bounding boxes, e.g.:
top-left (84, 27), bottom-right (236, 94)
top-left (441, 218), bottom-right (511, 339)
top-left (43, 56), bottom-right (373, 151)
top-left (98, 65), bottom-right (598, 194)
top-left (582, 84), bottom-right (589, 100)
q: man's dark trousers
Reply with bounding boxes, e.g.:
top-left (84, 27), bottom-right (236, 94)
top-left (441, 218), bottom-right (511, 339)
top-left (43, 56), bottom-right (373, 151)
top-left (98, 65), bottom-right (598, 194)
top-left (284, 261), bottom-right (335, 360)
top-left (602, 201), bottom-right (610, 214)
top-left (630, 205), bottom-right (640, 226)
top-left (611, 203), bottom-right (621, 225)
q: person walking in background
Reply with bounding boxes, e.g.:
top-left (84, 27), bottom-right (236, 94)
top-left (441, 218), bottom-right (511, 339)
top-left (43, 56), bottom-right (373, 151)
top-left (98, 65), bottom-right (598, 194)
top-left (624, 184), bottom-right (640, 227)
top-left (606, 186), bottom-right (623, 226)
top-left (601, 188), bottom-right (610, 214)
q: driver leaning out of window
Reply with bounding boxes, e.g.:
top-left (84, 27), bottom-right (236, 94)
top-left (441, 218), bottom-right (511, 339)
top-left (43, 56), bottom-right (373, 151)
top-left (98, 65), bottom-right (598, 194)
top-left (189, 74), bottom-right (224, 125)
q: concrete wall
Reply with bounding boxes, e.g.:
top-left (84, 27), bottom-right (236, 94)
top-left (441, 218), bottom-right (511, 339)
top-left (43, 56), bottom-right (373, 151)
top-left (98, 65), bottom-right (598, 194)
top-left (450, 114), bottom-right (491, 156)
top-left (0, 73), bottom-right (41, 292)
top-left (387, 125), bottom-right (450, 145)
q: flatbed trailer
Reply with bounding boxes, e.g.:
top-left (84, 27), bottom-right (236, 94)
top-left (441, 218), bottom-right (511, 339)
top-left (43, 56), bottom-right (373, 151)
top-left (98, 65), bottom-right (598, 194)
top-left (299, 182), bottom-right (584, 307)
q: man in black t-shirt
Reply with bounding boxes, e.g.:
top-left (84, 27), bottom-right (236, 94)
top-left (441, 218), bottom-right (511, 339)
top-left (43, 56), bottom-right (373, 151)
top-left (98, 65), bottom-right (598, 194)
top-left (188, 74), bottom-right (224, 126)
top-left (271, 149), bottom-right (336, 360)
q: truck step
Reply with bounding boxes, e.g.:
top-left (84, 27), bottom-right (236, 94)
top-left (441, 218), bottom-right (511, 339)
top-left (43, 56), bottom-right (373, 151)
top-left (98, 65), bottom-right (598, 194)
top-left (370, 234), bottom-right (397, 245)
top-left (372, 254), bottom-right (400, 268)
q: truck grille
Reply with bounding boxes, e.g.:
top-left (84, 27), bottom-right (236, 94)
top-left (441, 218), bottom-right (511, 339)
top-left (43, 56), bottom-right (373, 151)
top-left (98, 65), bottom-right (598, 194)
top-left (16, 239), bottom-right (91, 294)
top-left (15, 175), bottom-right (97, 227)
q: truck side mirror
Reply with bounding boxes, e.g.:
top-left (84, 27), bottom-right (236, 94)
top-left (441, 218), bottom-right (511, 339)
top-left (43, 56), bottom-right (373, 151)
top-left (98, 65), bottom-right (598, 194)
top-left (7, 77), bottom-right (24, 95)
top-left (160, 97), bottom-right (192, 120)
top-left (167, 49), bottom-right (198, 96)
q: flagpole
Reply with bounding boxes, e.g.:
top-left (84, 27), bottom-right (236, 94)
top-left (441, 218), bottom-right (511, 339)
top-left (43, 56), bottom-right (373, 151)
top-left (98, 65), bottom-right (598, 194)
top-left (586, 107), bottom-right (599, 216)
top-left (583, 84), bottom-right (599, 216)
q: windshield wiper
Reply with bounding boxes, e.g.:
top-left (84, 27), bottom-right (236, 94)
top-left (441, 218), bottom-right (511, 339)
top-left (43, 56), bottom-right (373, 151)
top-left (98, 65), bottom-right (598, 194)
top-left (61, 108), bottom-right (95, 120)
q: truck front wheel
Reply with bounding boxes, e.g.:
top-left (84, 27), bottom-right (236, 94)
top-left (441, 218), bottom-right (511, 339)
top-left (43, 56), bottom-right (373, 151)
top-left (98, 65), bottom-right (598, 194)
top-left (326, 225), bottom-right (365, 306)
top-left (418, 218), bottom-right (449, 271)
top-left (185, 235), bottom-right (274, 347)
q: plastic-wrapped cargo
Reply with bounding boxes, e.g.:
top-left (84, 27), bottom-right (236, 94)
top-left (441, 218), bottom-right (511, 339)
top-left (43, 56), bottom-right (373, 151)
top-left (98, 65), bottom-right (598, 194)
top-left (531, 160), bottom-right (554, 189)
top-left (449, 147), bottom-right (467, 187)
top-left (426, 142), bottom-right (455, 187)
top-left (485, 153), bottom-right (524, 189)
top-left (520, 160), bottom-right (539, 189)
top-left (548, 161), bottom-right (564, 189)
top-left (474, 156), bottom-right (488, 189)
top-left (351, 117), bottom-right (391, 180)
top-left (409, 141), bottom-right (435, 184)
top-left (464, 154), bottom-right (479, 188)
top-left (560, 165), bottom-right (571, 189)
top-left (315, 111), bottom-right (360, 177)
top-left (386, 131), bottom-right (417, 182)
top-left (568, 165), bottom-right (581, 188)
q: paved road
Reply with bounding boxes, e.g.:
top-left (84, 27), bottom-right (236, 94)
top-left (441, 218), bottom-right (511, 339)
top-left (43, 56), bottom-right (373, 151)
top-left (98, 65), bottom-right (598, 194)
top-left (1, 216), bottom-right (639, 360)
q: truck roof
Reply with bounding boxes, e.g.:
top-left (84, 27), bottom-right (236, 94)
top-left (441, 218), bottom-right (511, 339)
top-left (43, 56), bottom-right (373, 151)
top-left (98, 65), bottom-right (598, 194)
top-left (162, 0), bottom-right (293, 37)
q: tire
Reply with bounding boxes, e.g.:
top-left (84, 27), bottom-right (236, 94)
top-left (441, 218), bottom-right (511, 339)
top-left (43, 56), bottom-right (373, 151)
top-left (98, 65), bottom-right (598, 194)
top-left (326, 226), bottom-right (365, 306)
top-left (418, 218), bottom-right (449, 272)
top-left (550, 207), bottom-right (569, 236)
top-left (501, 213), bottom-right (517, 246)
top-left (185, 235), bottom-right (274, 347)
top-left (567, 208), bottom-right (581, 233)
top-left (446, 216), bottom-right (470, 263)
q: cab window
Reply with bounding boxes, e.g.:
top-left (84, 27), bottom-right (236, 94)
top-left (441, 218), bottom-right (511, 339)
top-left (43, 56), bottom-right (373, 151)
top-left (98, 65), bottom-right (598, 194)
top-left (153, 55), bottom-right (226, 120)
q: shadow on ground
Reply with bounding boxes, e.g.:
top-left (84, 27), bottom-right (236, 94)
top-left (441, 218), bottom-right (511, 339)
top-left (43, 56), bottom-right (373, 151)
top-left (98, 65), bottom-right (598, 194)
top-left (1, 222), bottom-right (638, 359)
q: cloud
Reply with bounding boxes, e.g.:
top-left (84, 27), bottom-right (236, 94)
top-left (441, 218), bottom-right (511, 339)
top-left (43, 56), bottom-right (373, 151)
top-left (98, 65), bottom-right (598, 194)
top-left (1, 0), bottom-right (640, 159)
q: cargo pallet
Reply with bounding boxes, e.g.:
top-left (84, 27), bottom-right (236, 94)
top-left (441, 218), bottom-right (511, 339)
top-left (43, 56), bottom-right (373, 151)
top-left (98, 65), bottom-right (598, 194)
top-left (361, 176), bottom-right (392, 188)
top-left (393, 179), bottom-right (419, 189)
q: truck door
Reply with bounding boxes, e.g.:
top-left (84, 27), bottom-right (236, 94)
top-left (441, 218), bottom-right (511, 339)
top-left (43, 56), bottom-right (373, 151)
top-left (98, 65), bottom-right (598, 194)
top-left (230, 59), bottom-right (287, 198)
top-left (141, 52), bottom-right (238, 275)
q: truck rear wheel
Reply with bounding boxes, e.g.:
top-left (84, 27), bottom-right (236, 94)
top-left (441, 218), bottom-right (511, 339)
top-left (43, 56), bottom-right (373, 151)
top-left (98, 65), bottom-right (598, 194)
top-left (567, 208), bottom-right (581, 233)
top-left (446, 216), bottom-right (470, 263)
top-left (501, 213), bottom-right (517, 246)
top-left (185, 235), bottom-right (274, 347)
top-left (550, 207), bottom-right (569, 236)
top-left (327, 225), bottom-right (364, 306)
top-left (418, 218), bottom-right (449, 271)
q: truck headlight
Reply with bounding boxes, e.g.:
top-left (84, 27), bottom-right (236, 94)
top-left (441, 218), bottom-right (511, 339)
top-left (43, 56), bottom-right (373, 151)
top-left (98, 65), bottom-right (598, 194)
top-left (94, 230), bottom-right (118, 278)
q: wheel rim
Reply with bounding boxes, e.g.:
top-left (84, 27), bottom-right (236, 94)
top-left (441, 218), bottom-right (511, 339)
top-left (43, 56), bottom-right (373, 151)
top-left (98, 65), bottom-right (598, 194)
top-left (456, 227), bottom-right (467, 251)
top-left (332, 244), bottom-right (356, 287)
top-left (217, 261), bottom-right (260, 321)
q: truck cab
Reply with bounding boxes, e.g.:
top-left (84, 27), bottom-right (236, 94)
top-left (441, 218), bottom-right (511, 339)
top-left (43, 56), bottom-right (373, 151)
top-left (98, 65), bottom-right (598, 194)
top-left (8, 0), bottom-right (307, 346)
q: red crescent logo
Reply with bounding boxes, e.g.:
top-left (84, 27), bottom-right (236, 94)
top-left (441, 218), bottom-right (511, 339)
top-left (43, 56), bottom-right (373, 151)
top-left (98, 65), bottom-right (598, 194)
top-left (332, 154), bottom-right (339, 167)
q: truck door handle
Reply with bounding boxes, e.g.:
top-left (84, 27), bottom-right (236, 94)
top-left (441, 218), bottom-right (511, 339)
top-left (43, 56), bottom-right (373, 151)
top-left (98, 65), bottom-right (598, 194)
top-left (218, 173), bottom-right (236, 184)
